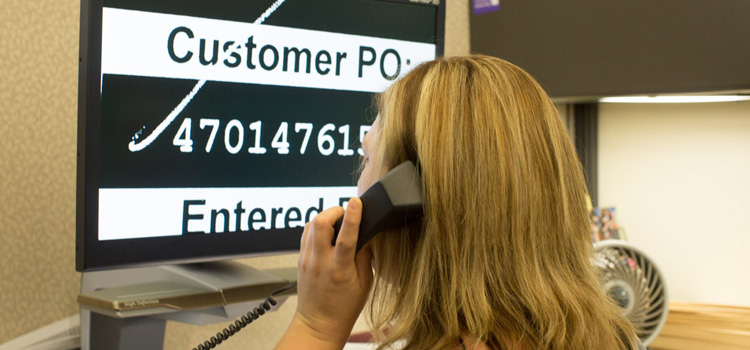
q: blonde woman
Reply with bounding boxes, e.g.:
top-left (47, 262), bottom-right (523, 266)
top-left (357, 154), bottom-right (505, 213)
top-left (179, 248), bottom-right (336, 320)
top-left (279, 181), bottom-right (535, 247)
top-left (276, 55), bottom-right (641, 350)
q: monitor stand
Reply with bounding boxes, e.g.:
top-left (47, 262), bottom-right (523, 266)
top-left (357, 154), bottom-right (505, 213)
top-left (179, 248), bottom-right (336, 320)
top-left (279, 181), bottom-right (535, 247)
top-left (78, 261), bottom-right (297, 350)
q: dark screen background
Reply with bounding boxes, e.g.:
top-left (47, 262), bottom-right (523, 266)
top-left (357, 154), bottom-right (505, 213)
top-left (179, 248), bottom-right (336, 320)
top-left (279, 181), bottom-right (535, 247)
top-left (100, 77), bottom-right (374, 188)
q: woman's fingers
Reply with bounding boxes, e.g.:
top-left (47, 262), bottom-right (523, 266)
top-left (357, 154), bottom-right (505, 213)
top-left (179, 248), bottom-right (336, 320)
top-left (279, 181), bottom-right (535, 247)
top-left (298, 222), bottom-right (311, 263)
top-left (310, 206), bottom-right (344, 259)
top-left (291, 198), bottom-right (372, 346)
top-left (333, 197), bottom-right (362, 267)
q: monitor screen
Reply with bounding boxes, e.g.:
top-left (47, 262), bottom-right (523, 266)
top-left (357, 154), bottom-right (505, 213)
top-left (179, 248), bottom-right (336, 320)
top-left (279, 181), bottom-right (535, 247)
top-left (77, 0), bottom-right (444, 271)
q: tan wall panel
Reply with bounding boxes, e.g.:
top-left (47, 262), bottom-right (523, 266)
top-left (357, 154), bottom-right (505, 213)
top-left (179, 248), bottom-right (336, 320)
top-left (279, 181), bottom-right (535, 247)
top-left (0, 0), bottom-right (81, 342)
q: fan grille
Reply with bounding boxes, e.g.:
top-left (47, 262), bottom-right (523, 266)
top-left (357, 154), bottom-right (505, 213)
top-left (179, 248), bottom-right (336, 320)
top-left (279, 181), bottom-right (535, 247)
top-left (594, 240), bottom-right (668, 346)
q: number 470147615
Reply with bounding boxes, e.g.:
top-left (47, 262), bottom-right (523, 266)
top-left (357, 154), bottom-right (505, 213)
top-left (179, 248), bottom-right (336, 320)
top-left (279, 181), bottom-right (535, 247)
top-left (172, 118), bottom-right (371, 157)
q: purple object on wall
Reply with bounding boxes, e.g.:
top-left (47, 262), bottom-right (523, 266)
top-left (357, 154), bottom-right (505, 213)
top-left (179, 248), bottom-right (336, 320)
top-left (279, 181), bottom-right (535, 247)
top-left (473, 0), bottom-right (500, 15)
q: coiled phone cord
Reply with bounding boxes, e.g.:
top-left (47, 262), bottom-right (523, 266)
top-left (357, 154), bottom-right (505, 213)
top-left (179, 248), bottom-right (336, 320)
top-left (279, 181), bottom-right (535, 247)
top-left (192, 281), bottom-right (298, 350)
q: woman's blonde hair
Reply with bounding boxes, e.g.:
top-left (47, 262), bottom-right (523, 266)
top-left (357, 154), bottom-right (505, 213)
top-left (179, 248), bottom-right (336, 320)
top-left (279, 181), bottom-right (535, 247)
top-left (367, 55), bottom-right (637, 350)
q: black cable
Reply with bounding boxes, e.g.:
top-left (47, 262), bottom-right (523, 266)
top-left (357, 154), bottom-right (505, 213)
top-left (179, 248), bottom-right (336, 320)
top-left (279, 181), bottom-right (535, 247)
top-left (192, 281), bottom-right (297, 350)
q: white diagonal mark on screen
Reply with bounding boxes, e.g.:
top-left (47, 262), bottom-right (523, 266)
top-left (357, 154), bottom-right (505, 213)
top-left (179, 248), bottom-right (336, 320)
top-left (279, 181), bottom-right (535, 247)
top-left (128, 0), bottom-right (288, 152)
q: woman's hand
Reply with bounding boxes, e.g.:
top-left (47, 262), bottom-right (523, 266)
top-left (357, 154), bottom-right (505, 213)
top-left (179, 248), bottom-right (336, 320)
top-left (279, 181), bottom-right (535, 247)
top-left (276, 197), bottom-right (373, 350)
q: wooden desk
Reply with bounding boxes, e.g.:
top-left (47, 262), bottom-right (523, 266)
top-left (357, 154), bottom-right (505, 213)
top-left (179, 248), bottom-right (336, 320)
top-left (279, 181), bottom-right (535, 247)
top-left (650, 302), bottom-right (750, 350)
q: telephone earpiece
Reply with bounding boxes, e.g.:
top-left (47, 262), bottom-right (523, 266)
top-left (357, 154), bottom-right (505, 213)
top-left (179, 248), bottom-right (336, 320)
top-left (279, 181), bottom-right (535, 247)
top-left (332, 161), bottom-right (423, 252)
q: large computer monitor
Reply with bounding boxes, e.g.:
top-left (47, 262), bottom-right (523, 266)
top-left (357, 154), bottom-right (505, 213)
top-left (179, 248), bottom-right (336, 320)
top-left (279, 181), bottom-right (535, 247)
top-left (77, 0), bottom-right (445, 271)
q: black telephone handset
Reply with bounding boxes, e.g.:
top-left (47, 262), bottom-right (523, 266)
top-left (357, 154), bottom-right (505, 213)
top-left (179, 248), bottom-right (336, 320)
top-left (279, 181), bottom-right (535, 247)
top-left (193, 161), bottom-right (422, 350)
top-left (331, 160), bottom-right (423, 252)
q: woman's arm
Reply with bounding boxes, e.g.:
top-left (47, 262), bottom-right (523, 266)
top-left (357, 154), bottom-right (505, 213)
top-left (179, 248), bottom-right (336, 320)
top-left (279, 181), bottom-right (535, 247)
top-left (275, 315), bottom-right (348, 350)
top-left (275, 198), bottom-right (373, 350)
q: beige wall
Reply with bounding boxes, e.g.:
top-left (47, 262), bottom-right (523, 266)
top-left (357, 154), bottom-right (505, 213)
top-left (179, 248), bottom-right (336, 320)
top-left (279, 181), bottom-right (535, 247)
top-left (0, 0), bottom-right (469, 347)
top-left (0, 0), bottom-right (81, 342)
top-left (598, 101), bottom-right (750, 307)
